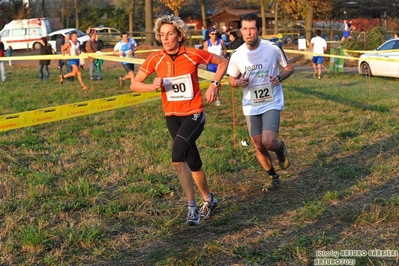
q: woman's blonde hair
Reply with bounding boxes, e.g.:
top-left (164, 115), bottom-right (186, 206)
top-left (153, 15), bottom-right (189, 43)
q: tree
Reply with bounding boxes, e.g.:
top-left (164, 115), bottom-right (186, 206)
top-left (160, 0), bottom-right (185, 16)
top-left (200, 0), bottom-right (206, 28)
top-left (114, 0), bottom-right (136, 34)
top-left (278, 0), bottom-right (333, 41)
top-left (0, 0), bottom-right (31, 26)
top-left (74, 0), bottom-right (79, 28)
top-left (61, 0), bottom-right (75, 28)
top-left (41, 0), bottom-right (45, 17)
top-left (145, 0), bottom-right (154, 44)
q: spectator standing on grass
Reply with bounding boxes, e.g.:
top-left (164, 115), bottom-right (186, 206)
top-left (227, 13), bottom-right (293, 191)
top-left (113, 31), bottom-right (137, 87)
top-left (56, 34), bottom-right (65, 71)
top-left (86, 31), bottom-right (102, 81)
top-left (0, 37), bottom-right (6, 82)
top-left (310, 29), bottom-right (327, 80)
top-left (130, 15), bottom-right (228, 226)
top-left (59, 31), bottom-right (89, 90)
top-left (203, 27), bottom-right (227, 106)
top-left (38, 37), bottom-right (53, 81)
top-left (6, 45), bottom-right (13, 67)
top-left (357, 29), bottom-right (367, 49)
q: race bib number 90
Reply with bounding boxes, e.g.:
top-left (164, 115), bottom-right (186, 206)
top-left (164, 74), bottom-right (194, 101)
top-left (249, 82), bottom-right (274, 106)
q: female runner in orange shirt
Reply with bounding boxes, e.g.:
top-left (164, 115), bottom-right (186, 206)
top-left (130, 15), bottom-right (227, 226)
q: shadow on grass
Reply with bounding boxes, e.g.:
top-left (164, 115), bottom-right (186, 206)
top-left (104, 130), bottom-right (399, 265)
top-left (290, 86), bottom-right (391, 113)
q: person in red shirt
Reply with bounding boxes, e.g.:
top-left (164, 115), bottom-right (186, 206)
top-left (130, 15), bottom-right (228, 226)
top-left (0, 36), bottom-right (6, 82)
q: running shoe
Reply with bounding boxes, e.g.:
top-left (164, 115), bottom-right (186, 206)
top-left (276, 141), bottom-right (290, 169)
top-left (187, 206), bottom-right (201, 226)
top-left (262, 175), bottom-right (281, 191)
top-left (318, 75), bottom-right (321, 80)
top-left (313, 71), bottom-right (317, 78)
top-left (199, 194), bottom-right (218, 219)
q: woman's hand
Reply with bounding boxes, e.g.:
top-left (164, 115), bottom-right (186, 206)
top-left (205, 84), bottom-right (218, 103)
top-left (153, 77), bottom-right (163, 90)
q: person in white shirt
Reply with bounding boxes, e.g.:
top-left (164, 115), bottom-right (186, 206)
top-left (310, 29), bottom-right (327, 79)
top-left (113, 32), bottom-right (138, 87)
top-left (227, 13), bottom-right (294, 190)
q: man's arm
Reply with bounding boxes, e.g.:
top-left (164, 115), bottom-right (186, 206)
top-left (61, 42), bottom-right (70, 55)
top-left (270, 62), bottom-right (294, 87)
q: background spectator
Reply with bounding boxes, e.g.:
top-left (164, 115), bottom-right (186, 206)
top-left (6, 45), bottom-right (13, 67)
top-left (86, 31), bottom-right (102, 81)
top-left (55, 34), bottom-right (65, 71)
top-left (0, 37), bottom-right (6, 82)
top-left (226, 30), bottom-right (244, 59)
top-left (38, 37), bottom-right (53, 81)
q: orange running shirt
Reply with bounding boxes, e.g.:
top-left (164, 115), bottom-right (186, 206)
top-left (139, 45), bottom-right (214, 116)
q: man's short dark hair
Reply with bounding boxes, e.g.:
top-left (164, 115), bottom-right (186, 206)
top-left (120, 31), bottom-right (129, 37)
top-left (240, 13), bottom-right (261, 29)
top-left (315, 29), bottom-right (321, 36)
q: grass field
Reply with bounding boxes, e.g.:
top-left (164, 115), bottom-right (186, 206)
top-left (0, 56), bottom-right (398, 266)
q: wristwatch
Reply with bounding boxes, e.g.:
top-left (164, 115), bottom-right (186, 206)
top-left (211, 80), bottom-right (220, 86)
top-left (277, 75), bottom-right (282, 82)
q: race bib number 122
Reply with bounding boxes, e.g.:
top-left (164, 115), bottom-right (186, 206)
top-left (249, 82), bottom-right (274, 105)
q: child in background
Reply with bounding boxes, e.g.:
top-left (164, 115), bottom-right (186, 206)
top-left (6, 46), bottom-right (13, 67)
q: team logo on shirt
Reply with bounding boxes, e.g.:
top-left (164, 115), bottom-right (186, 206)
top-left (245, 64), bottom-right (262, 72)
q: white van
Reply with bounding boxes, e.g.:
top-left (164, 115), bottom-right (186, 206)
top-left (0, 18), bottom-right (52, 50)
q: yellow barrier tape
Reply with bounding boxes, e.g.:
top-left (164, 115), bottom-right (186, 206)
top-left (342, 49), bottom-right (399, 54)
top-left (283, 49), bottom-right (361, 61)
top-left (0, 78), bottom-right (226, 132)
top-left (2, 43), bottom-right (393, 132)
top-left (0, 49), bottom-right (160, 62)
top-left (2, 47), bottom-right (398, 63)
top-left (0, 92), bottom-right (160, 132)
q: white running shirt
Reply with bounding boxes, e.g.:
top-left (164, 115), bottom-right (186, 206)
top-left (69, 40), bottom-right (80, 56)
top-left (207, 39), bottom-right (223, 56)
top-left (227, 39), bottom-right (290, 116)
top-left (310, 36), bottom-right (327, 55)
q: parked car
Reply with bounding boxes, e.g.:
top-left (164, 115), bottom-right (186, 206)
top-left (92, 27), bottom-right (121, 47)
top-left (48, 28), bottom-right (90, 51)
top-left (358, 38), bottom-right (399, 78)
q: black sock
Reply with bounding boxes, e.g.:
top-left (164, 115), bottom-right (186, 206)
top-left (267, 167), bottom-right (277, 176)
top-left (277, 142), bottom-right (284, 154)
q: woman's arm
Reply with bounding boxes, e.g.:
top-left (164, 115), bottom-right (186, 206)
top-left (130, 70), bottom-right (160, 93)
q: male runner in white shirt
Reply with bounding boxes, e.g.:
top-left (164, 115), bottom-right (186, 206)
top-left (227, 13), bottom-right (294, 190)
